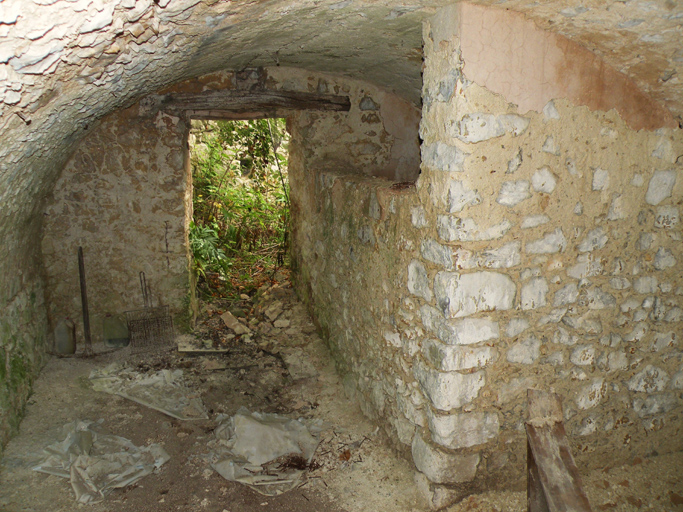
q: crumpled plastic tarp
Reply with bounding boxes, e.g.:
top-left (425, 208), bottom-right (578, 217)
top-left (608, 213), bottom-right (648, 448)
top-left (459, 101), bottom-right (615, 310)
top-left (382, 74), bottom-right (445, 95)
top-left (32, 420), bottom-right (170, 504)
top-left (89, 363), bottom-right (208, 420)
top-left (205, 408), bottom-right (323, 496)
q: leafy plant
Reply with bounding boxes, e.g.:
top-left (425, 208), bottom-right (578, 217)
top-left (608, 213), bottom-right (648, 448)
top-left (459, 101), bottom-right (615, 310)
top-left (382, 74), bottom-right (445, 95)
top-left (189, 118), bottom-right (290, 298)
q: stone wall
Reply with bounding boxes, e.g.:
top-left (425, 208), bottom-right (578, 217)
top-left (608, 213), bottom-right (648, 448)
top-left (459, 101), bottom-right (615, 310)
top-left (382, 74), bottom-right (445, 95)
top-left (0, 248), bottom-right (48, 452)
top-left (41, 104), bottom-right (194, 342)
top-left (290, 4), bottom-right (683, 509)
top-left (41, 66), bottom-right (420, 345)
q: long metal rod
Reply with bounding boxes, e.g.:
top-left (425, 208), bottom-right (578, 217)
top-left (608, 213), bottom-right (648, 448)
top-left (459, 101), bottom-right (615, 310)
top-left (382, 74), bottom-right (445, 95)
top-left (78, 246), bottom-right (93, 356)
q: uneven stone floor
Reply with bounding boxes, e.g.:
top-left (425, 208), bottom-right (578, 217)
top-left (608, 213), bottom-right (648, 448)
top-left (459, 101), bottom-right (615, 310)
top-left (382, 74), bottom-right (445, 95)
top-left (0, 278), bottom-right (682, 512)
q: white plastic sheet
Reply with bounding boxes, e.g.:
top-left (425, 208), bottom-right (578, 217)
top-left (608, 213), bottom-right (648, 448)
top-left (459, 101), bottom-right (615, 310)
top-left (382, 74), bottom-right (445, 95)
top-left (32, 420), bottom-right (170, 504)
top-left (206, 408), bottom-right (322, 496)
top-left (89, 363), bottom-right (208, 420)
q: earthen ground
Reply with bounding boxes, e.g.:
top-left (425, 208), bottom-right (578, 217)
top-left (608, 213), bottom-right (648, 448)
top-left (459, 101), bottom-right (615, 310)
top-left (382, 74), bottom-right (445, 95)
top-left (1, 278), bottom-right (681, 512)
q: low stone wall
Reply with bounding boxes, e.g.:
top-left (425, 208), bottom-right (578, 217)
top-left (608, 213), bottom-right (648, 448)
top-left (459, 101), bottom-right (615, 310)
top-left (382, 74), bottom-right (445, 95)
top-left (291, 5), bottom-right (683, 509)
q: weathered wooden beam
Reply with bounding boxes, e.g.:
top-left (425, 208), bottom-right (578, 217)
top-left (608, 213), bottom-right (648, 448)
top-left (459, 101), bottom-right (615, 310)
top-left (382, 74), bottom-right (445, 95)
top-left (156, 90), bottom-right (351, 116)
top-left (526, 389), bottom-right (593, 512)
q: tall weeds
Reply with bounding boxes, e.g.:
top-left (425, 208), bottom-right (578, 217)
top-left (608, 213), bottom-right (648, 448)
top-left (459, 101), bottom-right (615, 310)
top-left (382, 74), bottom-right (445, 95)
top-left (189, 118), bottom-right (290, 298)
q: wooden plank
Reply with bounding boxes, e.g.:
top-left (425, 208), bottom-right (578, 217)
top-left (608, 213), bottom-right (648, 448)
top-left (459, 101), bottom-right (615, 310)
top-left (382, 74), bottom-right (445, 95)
top-left (526, 390), bottom-right (593, 512)
top-left (157, 90), bottom-right (351, 116)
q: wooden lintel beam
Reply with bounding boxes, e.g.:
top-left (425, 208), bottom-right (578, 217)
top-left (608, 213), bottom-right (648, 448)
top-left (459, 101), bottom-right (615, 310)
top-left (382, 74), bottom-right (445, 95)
top-left (156, 90), bottom-right (351, 115)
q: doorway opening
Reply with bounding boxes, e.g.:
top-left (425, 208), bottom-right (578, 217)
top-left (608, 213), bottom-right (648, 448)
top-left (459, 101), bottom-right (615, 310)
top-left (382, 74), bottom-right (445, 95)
top-left (188, 118), bottom-right (290, 301)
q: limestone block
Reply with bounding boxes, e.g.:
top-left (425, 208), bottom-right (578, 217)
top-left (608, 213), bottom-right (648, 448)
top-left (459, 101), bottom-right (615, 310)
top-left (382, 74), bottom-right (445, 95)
top-left (421, 142), bottom-right (468, 172)
top-left (496, 180), bottom-right (530, 207)
top-left (607, 351), bottom-right (629, 372)
top-left (419, 305), bottom-right (499, 345)
top-left (507, 148), bottom-right (523, 174)
top-left (633, 393), bottom-right (677, 417)
top-left (506, 317), bottom-right (530, 337)
top-left (221, 311), bottom-right (251, 335)
top-left (633, 276), bottom-right (658, 294)
top-left (574, 202), bottom-right (584, 215)
top-left (567, 253), bottom-right (604, 279)
top-left (651, 331), bottom-right (676, 351)
top-left (412, 433), bottom-right (481, 484)
top-left (654, 247), bottom-right (676, 270)
top-left (645, 170), bottom-right (677, 205)
top-left (452, 113), bottom-right (529, 143)
top-left (421, 239), bottom-right (453, 269)
top-left (408, 260), bottom-right (433, 302)
top-left (521, 214), bottom-right (550, 229)
top-left (554, 283), bottom-right (579, 307)
top-left (632, 173), bottom-right (645, 187)
top-left (539, 308), bottom-right (568, 325)
top-left (437, 216), bottom-right (511, 242)
top-left (576, 378), bottom-right (606, 409)
top-left (654, 205), bottom-right (679, 228)
top-left (541, 137), bottom-right (560, 156)
top-left (576, 416), bottom-right (598, 436)
top-left (628, 365), bottom-right (669, 392)
top-left (664, 307), bottom-right (683, 322)
top-left (427, 410), bottom-right (500, 449)
top-left (531, 167), bottom-right (557, 193)
top-left (414, 360), bottom-right (485, 410)
top-left (422, 338), bottom-right (497, 371)
top-left (526, 228), bottom-right (567, 254)
top-left (554, 327), bottom-right (577, 345)
top-left (577, 227), bottom-right (608, 252)
top-left (607, 194), bottom-right (627, 220)
top-left (447, 180), bottom-right (481, 213)
top-left (506, 335), bottom-right (540, 364)
top-left (570, 345), bottom-right (596, 366)
top-left (582, 287), bottom-right (616, 309)
top-left (411, 206), bottom-right (428, 228)
top-left (592, 168), bottom-right (610, 190)
top-left (609, 277), bottom-right (631, 290)
top-left (478, 242), bottom-right (521, 269)
top-left (521, 277), bottom-right (548, 310)
top-left (671, 368), bottom-right (683, 389)
top-left (434, 271), bottom-right (516, 318)
top-left (543, 100), bottom-right (560, 120)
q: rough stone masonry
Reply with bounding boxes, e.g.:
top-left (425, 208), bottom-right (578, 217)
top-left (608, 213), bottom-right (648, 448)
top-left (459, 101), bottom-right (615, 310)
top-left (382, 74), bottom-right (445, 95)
top-left (1, 0), bottom-right (683, 510)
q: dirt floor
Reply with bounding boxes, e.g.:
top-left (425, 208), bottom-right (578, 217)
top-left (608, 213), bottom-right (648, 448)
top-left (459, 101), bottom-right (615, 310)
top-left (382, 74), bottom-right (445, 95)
top-left (1, 277), bottom-right (682, 512)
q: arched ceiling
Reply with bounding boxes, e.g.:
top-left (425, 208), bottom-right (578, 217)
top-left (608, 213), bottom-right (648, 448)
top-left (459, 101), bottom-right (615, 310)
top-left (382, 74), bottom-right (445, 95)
top-left (0, 0), bottom-right (681, 241)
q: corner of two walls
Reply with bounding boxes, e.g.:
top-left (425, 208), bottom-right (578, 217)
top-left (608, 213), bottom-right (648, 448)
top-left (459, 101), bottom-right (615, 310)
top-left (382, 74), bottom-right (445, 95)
top-left (292, 3), bottom-right (683, 510)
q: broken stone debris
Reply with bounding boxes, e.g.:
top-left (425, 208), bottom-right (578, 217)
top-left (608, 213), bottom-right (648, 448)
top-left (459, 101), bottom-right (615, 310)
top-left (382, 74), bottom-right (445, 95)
top-left (32, 420), bottom-right (169, 505)
top-left (89, 363), bottom-right (208, 420)
top-left (221, 310), bottom-right (251, 335)
top-left (205, 408), bottom-right (323, 496)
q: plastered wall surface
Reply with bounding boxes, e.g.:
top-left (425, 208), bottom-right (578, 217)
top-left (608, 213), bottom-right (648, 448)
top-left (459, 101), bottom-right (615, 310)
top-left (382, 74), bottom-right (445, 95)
top-left (290, 5), bottom-right (683, 509)
top-left (41, 66), bottom-right (420, 345)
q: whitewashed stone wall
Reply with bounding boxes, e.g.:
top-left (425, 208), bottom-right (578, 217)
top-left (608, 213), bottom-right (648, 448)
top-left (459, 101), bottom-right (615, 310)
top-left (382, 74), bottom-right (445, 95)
top-left (291, 5), bottom-right (683, 509)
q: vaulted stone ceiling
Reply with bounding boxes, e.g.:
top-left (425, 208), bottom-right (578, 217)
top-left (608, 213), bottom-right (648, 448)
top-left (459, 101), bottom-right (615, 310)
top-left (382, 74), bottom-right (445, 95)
top-left (0, 0), bottom-right (681, 248)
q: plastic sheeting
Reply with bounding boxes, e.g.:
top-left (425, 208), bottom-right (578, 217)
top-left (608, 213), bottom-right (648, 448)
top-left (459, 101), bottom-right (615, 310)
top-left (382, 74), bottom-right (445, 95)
top-left (89, 363), bottom-right (208, 420)
top-left (32, 420), bottom-right (170, 504)
top-left (206, 408), bottom-right (323, 496)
